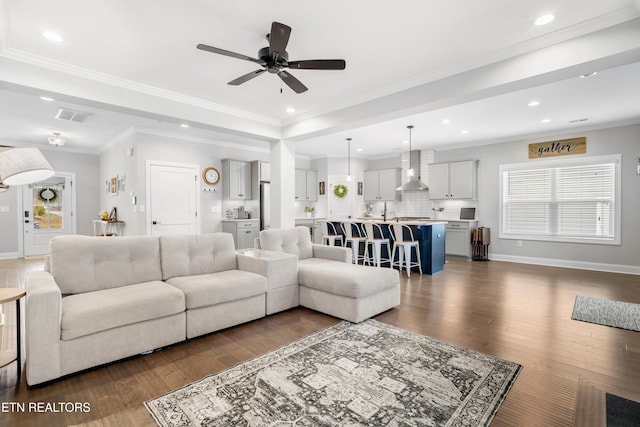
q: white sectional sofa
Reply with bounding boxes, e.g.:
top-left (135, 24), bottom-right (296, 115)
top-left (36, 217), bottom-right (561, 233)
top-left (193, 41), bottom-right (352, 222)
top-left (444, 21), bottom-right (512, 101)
top-left (25, 233), bottom-right (267, 386)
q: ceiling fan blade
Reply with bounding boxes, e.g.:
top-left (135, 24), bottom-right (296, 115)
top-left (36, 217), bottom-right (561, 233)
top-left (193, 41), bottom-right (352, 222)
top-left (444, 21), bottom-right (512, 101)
top-left (228, 69), bottom-right (266, 86)
top-left (278, 70), bottom-right (308, 93)
top-left (197, 44), bottom-right (264, 65)
top-left (287, 59), bottom-right (346, 70)
top-left (269, 22), bottom-right (291, 57)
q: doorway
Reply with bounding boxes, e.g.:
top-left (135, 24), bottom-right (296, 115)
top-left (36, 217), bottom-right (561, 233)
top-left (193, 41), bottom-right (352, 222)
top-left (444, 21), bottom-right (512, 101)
top-left (22, 172), bottom-right (76, 256)
top-left (146, 161), bottom-right (199, 236)
top-left (327, 175), bottom-right (353, 220)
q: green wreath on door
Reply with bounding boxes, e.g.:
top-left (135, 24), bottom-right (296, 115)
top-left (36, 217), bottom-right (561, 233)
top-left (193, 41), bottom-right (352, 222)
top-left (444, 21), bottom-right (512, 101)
top-left (37, 187), bottom-right (59, 203)
top-left (333, 184), bottom-right (348, 198)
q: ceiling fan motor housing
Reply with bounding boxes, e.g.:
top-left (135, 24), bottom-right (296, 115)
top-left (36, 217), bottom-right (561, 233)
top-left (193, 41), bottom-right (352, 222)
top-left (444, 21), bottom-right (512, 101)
top-left (258, 46), bottom-right (288, 72)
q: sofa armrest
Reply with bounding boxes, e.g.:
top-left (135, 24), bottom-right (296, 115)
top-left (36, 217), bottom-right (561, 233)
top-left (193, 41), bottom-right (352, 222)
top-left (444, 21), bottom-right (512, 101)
top-left (311, 244), bottom-right (351, 263)
top-left (237, 250), bottom-right (298, 290)
top-left (25, 271), bottom-right (62, 386)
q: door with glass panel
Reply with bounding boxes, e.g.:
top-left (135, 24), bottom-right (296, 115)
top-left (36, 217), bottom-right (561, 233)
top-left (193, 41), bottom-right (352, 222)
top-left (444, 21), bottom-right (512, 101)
top-left (22, 173), bottom-right (76, 256)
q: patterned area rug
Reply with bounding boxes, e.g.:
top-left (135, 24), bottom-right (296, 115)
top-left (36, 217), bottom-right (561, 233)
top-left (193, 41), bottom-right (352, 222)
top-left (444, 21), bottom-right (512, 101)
top-left (145, 320), bottom-right (521, 426)
top-left (572, 296), bottom-right (640, 332)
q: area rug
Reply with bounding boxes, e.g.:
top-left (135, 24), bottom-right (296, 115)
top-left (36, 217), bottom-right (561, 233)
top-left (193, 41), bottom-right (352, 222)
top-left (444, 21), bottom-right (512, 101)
top-left (571, 296), bottom-right (640, 332)
top-left (606, 393), bottom-right (640, 426)
top-left (145, 320), bottom-right (521, 426)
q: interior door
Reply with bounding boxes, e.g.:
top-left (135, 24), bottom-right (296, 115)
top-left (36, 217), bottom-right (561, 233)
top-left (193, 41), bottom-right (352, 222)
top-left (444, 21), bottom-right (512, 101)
top-left (147, 162), bottom-right (199, 236)
top-left (328, 175), bottom-right (352, 220)
top-left (22, 173), bottom-right (76, 256)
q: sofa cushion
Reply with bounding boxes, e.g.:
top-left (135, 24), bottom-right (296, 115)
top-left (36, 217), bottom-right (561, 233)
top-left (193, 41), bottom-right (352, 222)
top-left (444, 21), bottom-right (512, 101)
top-left (259, 227), bottom-right (313, 260)
top-left (61, 281), bottom-right (185, 340)
top-left (298, 258), bottom-right (399, 298)
top-left (165, 270), bottom-right (267, 309)
top-left (160, 233), bottom-right (237, 281)
top-left (49, 235), bottom-right (162, 295)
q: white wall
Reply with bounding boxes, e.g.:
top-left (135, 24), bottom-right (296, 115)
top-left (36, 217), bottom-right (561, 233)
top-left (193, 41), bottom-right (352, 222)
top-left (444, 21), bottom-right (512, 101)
top-left (433, 123), bottom-right (640, 273)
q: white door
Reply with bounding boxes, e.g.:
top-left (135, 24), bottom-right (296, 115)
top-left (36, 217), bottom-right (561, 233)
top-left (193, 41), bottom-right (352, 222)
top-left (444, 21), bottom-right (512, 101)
top-left (147, 162), bottom-right (199, 236)
top-left (328, 175), bottom-right (352, 220)
top-left (22, 173), bottom-right (76, 256)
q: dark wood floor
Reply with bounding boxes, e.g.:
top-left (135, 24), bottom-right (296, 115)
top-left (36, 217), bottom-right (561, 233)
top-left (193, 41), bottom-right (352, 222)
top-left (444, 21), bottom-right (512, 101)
top-left (1, 257), bottom-right (639, 426)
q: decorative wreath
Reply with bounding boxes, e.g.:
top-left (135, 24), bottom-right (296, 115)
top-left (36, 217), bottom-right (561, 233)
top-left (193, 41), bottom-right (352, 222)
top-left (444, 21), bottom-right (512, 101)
top-left (333, 184), bottom-right (348, 198)
top-left (37, 187), bottom-right (59, 203)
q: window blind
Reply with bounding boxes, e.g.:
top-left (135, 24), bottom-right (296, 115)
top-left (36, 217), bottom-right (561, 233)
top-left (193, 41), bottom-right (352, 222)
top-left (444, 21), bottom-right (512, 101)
top-left (500, 154), bottom-right (620, 244)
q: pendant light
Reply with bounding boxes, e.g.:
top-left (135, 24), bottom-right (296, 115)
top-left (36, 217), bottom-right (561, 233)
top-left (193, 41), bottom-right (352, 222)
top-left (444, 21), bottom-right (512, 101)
top-left (0, 147), bottom-right (55, 186)
top-left (396, 125), bottom-right (428, 191)
top-left (346, 137), bottom-right (352, 181)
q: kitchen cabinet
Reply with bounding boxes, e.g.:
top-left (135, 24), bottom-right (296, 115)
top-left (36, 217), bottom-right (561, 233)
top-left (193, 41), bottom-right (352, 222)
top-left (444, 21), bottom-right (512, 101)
top-left (295, 169), bottom-right (317, 202)
top-left (222, 219), bottom-right (259, 249)
top-left (445, 220), bottom-right (478, 258)
top-left (364, 168), bottom-right (400, 201)
top-left (428, 160), bottom-right (477, 200)
top-left (222, 159), bottom-right (250, 200)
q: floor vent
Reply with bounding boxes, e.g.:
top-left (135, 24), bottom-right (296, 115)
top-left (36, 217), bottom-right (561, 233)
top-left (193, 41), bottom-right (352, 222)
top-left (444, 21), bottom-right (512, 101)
top-left (55, 108), bottom-right (90, 123)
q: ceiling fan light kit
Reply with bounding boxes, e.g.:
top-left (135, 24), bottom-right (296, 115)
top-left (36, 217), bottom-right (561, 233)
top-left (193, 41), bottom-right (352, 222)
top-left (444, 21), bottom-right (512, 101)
top-left (197, 21), bottom-right (346, 93)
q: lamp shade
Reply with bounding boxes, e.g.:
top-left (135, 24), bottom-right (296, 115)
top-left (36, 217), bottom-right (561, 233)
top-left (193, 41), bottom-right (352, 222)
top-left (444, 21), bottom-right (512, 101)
top-left (0, 147), bottom-right (54, 186)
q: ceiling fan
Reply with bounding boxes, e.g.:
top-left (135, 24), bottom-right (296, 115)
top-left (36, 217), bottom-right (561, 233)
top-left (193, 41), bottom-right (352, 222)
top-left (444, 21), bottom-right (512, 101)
top-left (197, 21), bottom-right (346, 93)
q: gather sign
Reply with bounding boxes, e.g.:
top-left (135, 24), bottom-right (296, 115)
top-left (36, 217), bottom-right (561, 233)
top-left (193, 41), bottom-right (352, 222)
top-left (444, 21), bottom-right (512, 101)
top-left (529, 137), bottom-right (586, 158)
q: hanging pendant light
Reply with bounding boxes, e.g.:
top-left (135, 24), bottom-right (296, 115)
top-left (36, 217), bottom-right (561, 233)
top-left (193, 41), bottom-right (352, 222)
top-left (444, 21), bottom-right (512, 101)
top-left (0, 147), bottom-right (55, 186)
top-left (346, 137), bottom-right (352, 181)
top-left (396, 125), bottom-right (428, 191)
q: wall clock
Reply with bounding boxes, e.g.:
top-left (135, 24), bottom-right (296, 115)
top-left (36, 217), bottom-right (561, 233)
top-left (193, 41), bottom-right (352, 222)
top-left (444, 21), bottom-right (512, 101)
top-left (202, 167), bottom-right (220, 185)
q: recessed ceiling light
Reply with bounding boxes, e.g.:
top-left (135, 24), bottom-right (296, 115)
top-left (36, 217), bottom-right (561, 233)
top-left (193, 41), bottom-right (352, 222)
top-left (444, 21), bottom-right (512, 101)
top-left (528, 101), bottom-right (540, 107)
top-left (356, 148), bottom-right (363, 152)
top-left (402, 140), bottom-right (409, 144)
top-left (40, 96), bottom-right (54, 102)
top-left (534, 14), bottom-right (555, 26)
top-left (442, 119), bottom-right (451, 125)
top-left (180, 123), bottom-right (189, 128)
top-left (461, 130), bottom-right (469, 134)
top-left (580, 72), bottom-right (598, 78)
top-left (42, 31), bottom-right (64, 42)
top-left (541, 118), bottom-right (551, 123)
top-left (286, 107), bottom-right (295, 113)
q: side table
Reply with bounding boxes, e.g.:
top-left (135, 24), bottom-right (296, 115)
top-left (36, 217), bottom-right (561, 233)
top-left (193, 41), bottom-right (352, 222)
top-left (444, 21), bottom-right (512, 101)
top-left (236, 248), bottom-right (299, 315)
top-left (0, 288), bottom-right (26, 378)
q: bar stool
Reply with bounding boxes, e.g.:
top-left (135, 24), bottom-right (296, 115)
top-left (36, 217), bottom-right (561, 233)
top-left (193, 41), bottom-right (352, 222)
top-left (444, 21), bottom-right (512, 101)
top-left (341, 221), bottom-right (366, 264)
top-left (390, 224), bottom-right (422, 277)
top-left (362, 222), bottom-right (391, 267)
top-left (321, 221), bottom-right (344, 246)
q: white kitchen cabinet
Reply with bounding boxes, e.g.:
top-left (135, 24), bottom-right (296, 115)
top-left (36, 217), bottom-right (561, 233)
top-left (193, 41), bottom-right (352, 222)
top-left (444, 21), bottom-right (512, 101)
top-left (295, 169), bottom-right (317, 202)
top-left (222, 159), bottom-right (250, 200)
top-left (428, 160), bottom-right (477, 200)
top-left (445, 220), bottom-right (478, 258)
top-left (364, 168), bottom-right (400, 201)
top-left (222, 219), bottom-right (259, 249)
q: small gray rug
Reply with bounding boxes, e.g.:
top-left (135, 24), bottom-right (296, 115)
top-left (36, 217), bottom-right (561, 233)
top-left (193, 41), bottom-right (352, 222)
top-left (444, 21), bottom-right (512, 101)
top-left (572, 296), bottom-right (640, 332)
top-left (146, 320), bottom-right (521, 426)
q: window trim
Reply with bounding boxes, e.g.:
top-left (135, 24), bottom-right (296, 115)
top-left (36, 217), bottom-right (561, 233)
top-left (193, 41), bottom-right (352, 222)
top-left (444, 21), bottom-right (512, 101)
top-left (499, 154), bottom-right (621, 245)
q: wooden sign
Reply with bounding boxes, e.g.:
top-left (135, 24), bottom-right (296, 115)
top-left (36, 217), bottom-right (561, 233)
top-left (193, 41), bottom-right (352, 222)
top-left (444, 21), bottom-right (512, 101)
top-left (529, 137), bottom-right (586, 158)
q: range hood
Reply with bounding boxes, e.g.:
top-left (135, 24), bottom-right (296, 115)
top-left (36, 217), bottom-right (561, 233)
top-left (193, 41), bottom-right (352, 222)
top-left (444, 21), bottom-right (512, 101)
top-left (396, 150), bottom-right (429, 191)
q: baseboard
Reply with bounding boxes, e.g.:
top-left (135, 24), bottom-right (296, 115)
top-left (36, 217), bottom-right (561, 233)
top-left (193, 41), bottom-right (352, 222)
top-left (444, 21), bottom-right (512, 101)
top-left (490, 253), bottom-right (640, 276)
top-left (0, 252), bottom-right (19, 260)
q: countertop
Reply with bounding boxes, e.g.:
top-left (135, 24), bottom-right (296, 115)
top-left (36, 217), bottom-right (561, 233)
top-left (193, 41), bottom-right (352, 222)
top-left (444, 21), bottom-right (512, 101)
top-left (295, 217), bottom-right (326, 221)
top-left (221, 218), bottom-right (259, 222)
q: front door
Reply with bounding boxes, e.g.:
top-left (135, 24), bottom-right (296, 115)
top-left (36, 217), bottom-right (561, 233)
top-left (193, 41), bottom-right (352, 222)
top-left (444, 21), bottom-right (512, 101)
top-left (22, 173), bottom-right (76, 256)
top-left (147, 161), bottom-right (199, 236)
top-left (328, 175), bottom-right (352, 220)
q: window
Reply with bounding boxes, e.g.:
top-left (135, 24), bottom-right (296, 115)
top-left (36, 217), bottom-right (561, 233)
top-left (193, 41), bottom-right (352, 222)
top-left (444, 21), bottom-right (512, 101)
top-left (499, 154), bottom-right (620, 245)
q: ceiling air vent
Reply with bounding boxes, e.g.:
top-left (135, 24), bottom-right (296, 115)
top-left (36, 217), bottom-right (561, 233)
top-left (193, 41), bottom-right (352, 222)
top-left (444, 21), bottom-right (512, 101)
top-left (55, 108), bottom-right (90, 123)
top-left (568, 118), bottom-right (589, 123)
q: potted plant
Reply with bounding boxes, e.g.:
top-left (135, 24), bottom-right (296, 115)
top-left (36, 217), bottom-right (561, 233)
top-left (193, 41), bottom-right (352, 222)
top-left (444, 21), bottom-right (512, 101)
top-left (304, 206), bottom-right (315, 218)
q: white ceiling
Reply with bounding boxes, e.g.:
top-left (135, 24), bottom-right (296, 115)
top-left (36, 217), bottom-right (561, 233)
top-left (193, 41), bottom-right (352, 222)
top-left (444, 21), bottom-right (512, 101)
top-left (1, 0), bottom-right (640, 158)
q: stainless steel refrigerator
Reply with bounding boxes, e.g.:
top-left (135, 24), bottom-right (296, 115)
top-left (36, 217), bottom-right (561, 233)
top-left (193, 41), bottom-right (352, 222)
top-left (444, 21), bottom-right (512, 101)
top-left (260, 182), bottom-right (270, 230)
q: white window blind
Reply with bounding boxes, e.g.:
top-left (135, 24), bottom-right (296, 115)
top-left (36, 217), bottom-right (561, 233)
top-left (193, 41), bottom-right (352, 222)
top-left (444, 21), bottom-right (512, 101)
top-left (500, 154), bottom-right (620, 245)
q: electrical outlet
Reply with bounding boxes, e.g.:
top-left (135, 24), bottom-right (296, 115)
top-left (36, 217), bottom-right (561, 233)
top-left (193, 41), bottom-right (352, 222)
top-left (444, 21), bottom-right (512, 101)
top-left (517, 240), bottom-right (523, 247)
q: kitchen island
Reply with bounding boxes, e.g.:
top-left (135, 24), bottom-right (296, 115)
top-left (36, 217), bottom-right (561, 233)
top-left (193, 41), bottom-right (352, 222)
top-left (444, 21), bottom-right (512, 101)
top-left (345, 218), bottom-right (448, 275)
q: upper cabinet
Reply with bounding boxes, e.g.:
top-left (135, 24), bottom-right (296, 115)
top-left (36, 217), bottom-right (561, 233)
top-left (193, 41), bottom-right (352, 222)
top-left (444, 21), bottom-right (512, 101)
top-left (222, 159), bottom-right (250, 200)
top-left (364, 168), bottom-right (400, 201)
top-left (428, 160), bottom-right (477, 200)
top-left (295, 169), bottom-right (317, 202)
